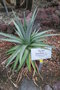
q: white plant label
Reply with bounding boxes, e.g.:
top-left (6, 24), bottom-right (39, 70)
top-left (31, 47), bottom-right (52, 61)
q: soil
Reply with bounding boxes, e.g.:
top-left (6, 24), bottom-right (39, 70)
top-left (0, 0), bottom-right (60, 90)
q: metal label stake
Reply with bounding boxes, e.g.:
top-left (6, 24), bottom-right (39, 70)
top-left (39, 59), bottom-right (43, 72)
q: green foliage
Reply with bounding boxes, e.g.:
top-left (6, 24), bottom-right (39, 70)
top-left (0, 8), bottom-right (60, 73)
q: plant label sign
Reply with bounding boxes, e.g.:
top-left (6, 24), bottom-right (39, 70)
top-left (31, 47), bottom-right (52, 61)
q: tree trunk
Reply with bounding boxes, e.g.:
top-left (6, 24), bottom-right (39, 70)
top-left (20, 0), bottom-right (33, 11)
top-left (0, 0), bottom-right (33, 11)
top-left (26, 0), bottom-right (32, 11)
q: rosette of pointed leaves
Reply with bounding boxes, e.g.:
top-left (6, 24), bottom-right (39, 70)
top-left (0, 8), bottom-right (59, 72)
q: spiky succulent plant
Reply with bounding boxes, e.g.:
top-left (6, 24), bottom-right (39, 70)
top-left (0, 8), bottom-right (59, 72)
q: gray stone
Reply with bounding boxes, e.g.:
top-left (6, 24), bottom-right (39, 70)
top-left (53, 81), bottom-right (60, 90)
top-left (44, 85), bottom-right (52, 90)
top-left (18, 78), bottom-right (40, 90)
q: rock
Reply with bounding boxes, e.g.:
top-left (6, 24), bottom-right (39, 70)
top-left (52, 14), bottom-right (59, 25)
top-left (0, 23), bottom-right (7, 32)
top-left (45, 7), bottom-right (55, 14)
top-left (58, 6), bottom-right (60, 10)
top-left (36, 7), bottom-right (60, 27)
top-left (55, 10), bottom-right (60, 16)
top-left (37, 9), bottom-right (47, 20)
top-left (44, 85), bottom-right (52, 90)
top-left (18, 78), bottom-right (40, 90)
top-left (7, 24), bottom-right (15, 34)
top-left (53, 81), bottom-right (60, 90)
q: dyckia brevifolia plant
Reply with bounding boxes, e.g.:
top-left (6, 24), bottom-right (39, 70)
top-left (0, 8), bottom-right (59, 72)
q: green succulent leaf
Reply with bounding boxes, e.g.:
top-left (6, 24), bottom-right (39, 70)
top-left (19, 45), bottom-right (27, 64)
top-left (13, 11), bottom-right (26, 38)
top-left (6, 45), bottom-right (21, 67)
top-left (17, 49), bottom-right (29, 71)
top-left (12, 54), bottom-right (19, 71)
top-left (0, 32), bottom-right (20, 40)
top-left (31, 42), bottom-right (49, 48)
top-left (0, 32), bottom-right (22, 43)
top-left (0, 38), bottom-right (20, 44)
top-left (40, 34), bottom-right (60, 38)
top-left (26, 8), bottom-right (37, 42)
top-left (31, 29), bottom-right (54, 40)
top-left (26, 54), bottom-right (31, 72)
top-left (7, 45), bottom-right (20, 55)
top-left (12, 19), bottom-right (23, 38)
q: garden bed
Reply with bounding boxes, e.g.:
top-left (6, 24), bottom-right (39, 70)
top-left (0, 1), bottom-right (60, 90)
